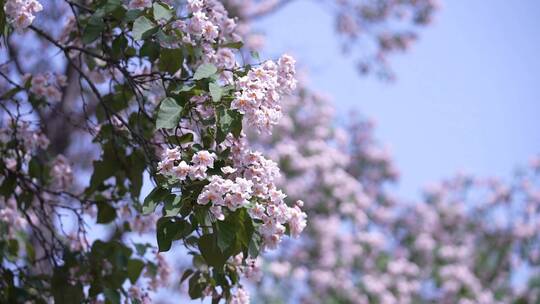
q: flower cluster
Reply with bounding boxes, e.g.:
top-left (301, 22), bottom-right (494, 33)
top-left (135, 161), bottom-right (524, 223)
top-left (232, 54), bottom-right (297, 132)
top-left (3, 0), bottom-right (43, 30)
top-left (192, 136), bottom-right (307, 249)
top-left (50, 155), bottom-right (73, 190)
top-left (246, 85), bottom-right (409, 303)
top-left (128, 0), bottom-right (152, 10)
top-left (197, 175), bottom-right (253, 220)
top-left (173, 0), bottom-right (240, 47)
top-left (230, 287), bottom-right (250, 304)
top-left (251, 85), bottom-right (540, 303)
top-left (1, 119), bottom-right (50, 172)
top-left (158, 148), bottom-right (216, 181)
top-left (170, 0), bottom-right (244, 81)
top-left (25, 73), bottom-right (67, 102)
top-left (0, 197), bottom-right (28, 235)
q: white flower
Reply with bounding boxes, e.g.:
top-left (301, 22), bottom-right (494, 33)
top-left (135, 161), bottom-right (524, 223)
top-left (192, 150), bottom-right (216, 169)
top-left (230, 287), bottom-right (250, 304)
top-left (210, 206), bottom-right (225, 221)
top-left (172, 161), bottom-right (190, 181)
top-left (4, 0), bottom-right (42, 30)
top-left (221, 166), bottom-right (237, 174)
top-left (288, 206), bottom-right (307, 238)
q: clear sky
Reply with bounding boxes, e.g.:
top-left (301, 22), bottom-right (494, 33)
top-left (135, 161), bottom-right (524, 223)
top-left (256, 0), bottom-right (540, 199)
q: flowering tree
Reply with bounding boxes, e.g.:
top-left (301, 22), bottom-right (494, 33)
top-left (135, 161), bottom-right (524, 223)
top-left (0, 0), bottom-right (306, 302)
top-left (247, 83), bottom-right (540, 303)
top-left (222, 0), bottom-right (438, 79)
top-left (6, 0), bottom-right (535, 304)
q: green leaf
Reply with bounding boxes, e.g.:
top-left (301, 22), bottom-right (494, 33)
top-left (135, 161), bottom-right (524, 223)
top-left (163, 195), bottom-right (183, 216)
top-left (87, 143), bottom-right (120, 194)
top-left (25, 242), bottom-right (36, 262)
top-left (52, 267), bottom-right (85, 304)
top-left (248, 233), bottom-right (261, 258)
top-left (0, 0), bottom-right (5, 38)
top-left (140, 41), bottom-right (161, 61)
top-left (134, 243), bottom-right (151, 256)
top-left (127, 259), bottom-right (145, 284)
top-left (156, 97), bottom-right (183, 129)
top-left (97, 201), bottom-right (116, 224)
top-left (124, 9), bottom-right (142, 22)
top-left (101, 0), bottom-right (122, 14)
top-left (103, 288), bottom-right (120, 304)
top-left (208, 82), bottom-right (222, 102)
top-left (88, 159), bottom-right (115, 190)
top-left (222, 41), bottom-right (243, 49)
top-left (193, 63), bottom-right (217, 80)
top-left (250, 50), bottom-right (260, 61)
top-left (156, 217), bottom-right (189, 252)
top-left (0, 173), bottom-right (16, 197)
top-left (82, 17), bottom-right (105, 44)
top-left (217, 108), bottom-right (242, 143)
top-left (159, 48), bottom-right (183, 74)
top-left (142, 187), bottom-right (169, 215)
top-left (180, 269), bottom-right (194, 283)
top-left (198, 234), bottom-right (227, 268)
top-left (28, 157), bottom-right (45, 180)
top-left (170, 84), bottom-right (195, 94)
top-left (156, 30), bottom-right (176, 44)
top-left (132, 16), bottom-right (156, 40)
top-left (179, 133), bottom-right (194, 144)
top-left (6, 239), bottom-right (19, 260)
top-left (216, 221), bottom-right (235, 252)
top-left (127, 151), bottom-right (145, 198)
top-left (111, 35), bottom-right (128, 59)
top-left (1, 86), bottom-right (22, 100)
top-left (153, 2), bottom-right (173, 21)
top-left (188, 272), bottom-right (204, 299)
top-left (215, 208), bottom-right (254, 256)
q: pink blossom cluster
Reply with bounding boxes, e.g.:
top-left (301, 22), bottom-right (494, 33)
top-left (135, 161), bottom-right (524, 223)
top-left (331, 0), bottom-right (439, 78)
top-left (229, 137), bottom-right (306, 247)
top-left (197, 175), bottom-right (254, 220)
top-left (231, 253), bottom-right (262, 282)
top-left (256, 144), bottom-right (540, 304)
top-left (120, 204), bottom-right (158, 235)
top-left (230, 287), bottom-right (250, 304)
top-left (179, 0), bottom-right (240, 44)
top-left (0, 197), bottom-right (29, 235)
top-left (50, 154), bottom-right (74, 190)
top-left (157, 141), bottom-right (306, 252)
top-left (244, 84), bottom-right (410, 303)
top-left (147, 253), bottom-right (172, 290)
top-left (158, 148), bottom-right (216, 181)
top-left (1, 119), bottom-right (50, 171)
top-left (127, 285), bottom-right (152, 304)
top-left (251, 89), bottom-right (375, 218)
top-left (167, 0), bottom-right (243, 81)
top-left (3, 0), bottom-right (43, 30)
top-left (0, 120), bottom-right (74, 243)
top-left (128, 0), bottom-right (152, 10)
top-left (231, 54), bottom-right (297, 132)
top-left (190, 136), bottom-right (307, 249)
top-left (24, 73), bottom-right (67, 102)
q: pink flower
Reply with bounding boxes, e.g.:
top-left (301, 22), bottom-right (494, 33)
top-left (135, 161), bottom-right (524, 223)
top-left (192, 150), bottom-right (216, 169)
top-left (230, 287), bottom-right (250, 304)
top-left (128, 0), bottom-right (152, 9)
top-left (210, 205), bottom-right (225, 221)
top-left (4, 0), bottom-right (42, 30)
top-left (172, 161), bottom-right (190, 181)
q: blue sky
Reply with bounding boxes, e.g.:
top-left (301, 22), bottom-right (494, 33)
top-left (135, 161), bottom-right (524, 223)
top-left (256, 0), bottom-right (540, 198)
